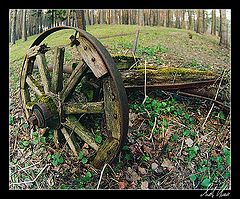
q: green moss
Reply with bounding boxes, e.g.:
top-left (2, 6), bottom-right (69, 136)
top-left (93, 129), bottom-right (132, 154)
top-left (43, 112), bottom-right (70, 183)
top-left (135, 66), bottom-right (216, 77)
top-left (37, 95), bottom-right (58, 113)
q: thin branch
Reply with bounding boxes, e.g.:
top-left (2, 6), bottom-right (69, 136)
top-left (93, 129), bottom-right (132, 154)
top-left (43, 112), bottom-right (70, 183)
top-left (96, 163), bottom-right (108, 190)
top-left (142, 60), bottom-right (148, 104)
top-left (10, 164), bottom-right (49, 186)
top-left (202, 69), bottom-right (226, 129)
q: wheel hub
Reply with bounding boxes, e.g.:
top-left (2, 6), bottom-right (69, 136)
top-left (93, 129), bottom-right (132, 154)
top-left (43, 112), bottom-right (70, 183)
top-left (28, 95), bottom-right (61, 129)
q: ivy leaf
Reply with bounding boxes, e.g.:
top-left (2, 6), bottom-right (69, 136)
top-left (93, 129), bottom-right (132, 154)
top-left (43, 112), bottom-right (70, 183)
top-left (81, 157), bottom-right (88, 164)
top-left (201, 178), bottom-right (211, 188)
top-left (189, 174), bottom-right (197, 182)
top-left (183, 129), bottom-right (191, 136)
top-left (78, 151), bottom-right (84, 160)
top-left (95, 135), bottom-right (102, 144)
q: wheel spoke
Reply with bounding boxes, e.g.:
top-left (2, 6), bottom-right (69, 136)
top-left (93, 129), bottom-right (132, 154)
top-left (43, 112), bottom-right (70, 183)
top-left (26, 75), bottom-right (44, 96)
top-left (63, 101), bottom-right (104, 114)
top-left (103, 77), bottom-right (122, 140)
top-left (64, 115), bottom-right (99, 151)
top-left (53, 129), bottom-right (59, 149)
top-left (51, 47), bottom-right (65, 93)
top-left (36, 53), bottom-right (51, 93)
top-left (60, 60), bottom-right (87, 102)
top-left (61, 127), bottom-right (78, 157)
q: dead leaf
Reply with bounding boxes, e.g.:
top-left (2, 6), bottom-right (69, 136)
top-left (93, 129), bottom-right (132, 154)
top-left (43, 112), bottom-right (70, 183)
top-left (118, 181), bottom-right (126, 189)
top-left (82, 143), bottom-right (89, 149)
top-left (141, 181), bottom-right (149, 190)
top-left (127, 167), bottom-right (141, 182)
top-left (47, 175), bottom-right (54, 186)
top-left (143, 145), bottom-right (151, 154)
top-left (138, 166), bottom-right (147, 175)
top-left (161, 158), bottom-right (176, 171)
top-left (185, 137), bottom-right (194, 147)
top-left (151, 162), bottom-right (158, 171)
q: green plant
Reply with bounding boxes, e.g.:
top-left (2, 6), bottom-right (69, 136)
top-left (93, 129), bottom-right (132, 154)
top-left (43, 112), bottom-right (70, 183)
top-left (190, 58), bottom-right (199, 67)
top-left (185, 145), bottom-right (199, 162)
top-left (9, 116), bottom-right (14, 125)
top-left (78, 150), bottom-right (89, 165)
top-left (48, 153), bottom-right (64, 166)
top-left (141, 154), bottom-right (150, 162)
top-left (95, 134), bottom-right (103, 144)
top-left (19, 140), bottom-right (30, 148)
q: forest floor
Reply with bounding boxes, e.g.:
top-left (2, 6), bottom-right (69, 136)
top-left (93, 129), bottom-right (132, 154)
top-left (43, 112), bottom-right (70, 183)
top-left (9, 25), bottom-right (231, 190)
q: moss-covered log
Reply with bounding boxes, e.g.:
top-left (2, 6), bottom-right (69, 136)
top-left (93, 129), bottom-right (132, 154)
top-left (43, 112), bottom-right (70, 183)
top-left (121, 66), bottom-right (219, 89)
top-left (112, 54), bottom-right (141, 70)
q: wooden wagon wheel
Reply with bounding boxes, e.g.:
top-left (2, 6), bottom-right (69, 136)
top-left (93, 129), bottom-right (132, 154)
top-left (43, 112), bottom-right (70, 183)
top-left (20, 26), bottom-right (129, 169)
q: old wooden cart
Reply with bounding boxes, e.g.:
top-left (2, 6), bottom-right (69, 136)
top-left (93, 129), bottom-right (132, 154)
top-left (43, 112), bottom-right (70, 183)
top-left (20, 26), bottom-right (227, 169)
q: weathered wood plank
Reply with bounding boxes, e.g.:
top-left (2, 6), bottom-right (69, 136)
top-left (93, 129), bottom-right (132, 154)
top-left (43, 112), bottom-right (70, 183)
top-left (64, 115), bottom-right (99, 151)
top-left (20, 88), bottom-right (31, 119)
top-left (26, 75), bottom-right (44, 96)
top-left (76, 36), bottom-right (108, 78)
top-left (61, 127), bottom-right (78, 157)
top-left (103, 77), bottom-right (122, 140)
top-left (63, 101), bottom-right (104, 114)
top-left (60, 61), bottom-right (87, 102)
top-left (93, 138), bottom-right (119, 169)
top-left (26, 45), bottom-right (41, 58)
top-left (36, 53), bottom-right (51, 93)
top-left (51, 47), bottom-right (65, 93)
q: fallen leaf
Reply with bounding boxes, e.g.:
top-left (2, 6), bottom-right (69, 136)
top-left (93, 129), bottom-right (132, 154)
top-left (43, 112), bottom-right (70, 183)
top-left (47, 175), bottom-right (54, 186)
top-left (127, 167), bottom-right (141, 182)
top-left (138, 166), bottom-right (147, 175)
top-left (185, 137), bottom-right (194, 147)
top-left (161, 158), bottom-right (176, 171)
top-left (118, 181), bottom-right (126, 189)
top-left (82, 143), bottom-right (89, 149)
top-left (143, 145), bottom-right (151, 154)
top-left (151, 162), bottom-right (158, 171)
top-left (141, 181), bottom-right (149, 190)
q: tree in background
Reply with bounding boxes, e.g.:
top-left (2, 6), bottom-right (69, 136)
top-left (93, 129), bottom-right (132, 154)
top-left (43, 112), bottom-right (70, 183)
top-left (22, 9), bottom-right (27, 41)
top-left (219, 9), bottom-right (228, 47)
top-left (76, 10), bottom-right (86, 31)
top-left (211, 9), bottom-right (216, 35)
top-left (11, 9), bottom-right (17, 44)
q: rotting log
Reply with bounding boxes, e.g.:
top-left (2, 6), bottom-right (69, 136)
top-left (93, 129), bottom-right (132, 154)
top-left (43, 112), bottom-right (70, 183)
top-left (121, 66), bottom-right (219, 88)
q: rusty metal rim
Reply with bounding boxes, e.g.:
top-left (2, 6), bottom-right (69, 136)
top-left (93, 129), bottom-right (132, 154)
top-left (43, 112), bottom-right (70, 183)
top-left (20, 26), bottom-right (129, 160)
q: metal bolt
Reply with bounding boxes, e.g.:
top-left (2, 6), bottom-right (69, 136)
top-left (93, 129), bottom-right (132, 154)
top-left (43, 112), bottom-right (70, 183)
top-left (114, 114), bottom-right (117, 119)
top-left (91, 57), bottom-right (95, 62)
top-left (84, 46), bottom-right (87, 50)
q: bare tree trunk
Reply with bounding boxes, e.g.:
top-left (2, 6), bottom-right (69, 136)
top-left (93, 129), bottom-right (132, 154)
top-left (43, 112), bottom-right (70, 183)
top-left (181, 9), bottom-right (186, 29)
top-left (9, 9), bottom-right (12, 42)
top-left (175, 9), bottom-right (181, 29)
top-left (202, 10), bottom-right (206, 33)
top-left (188, 10), bottom-right (193, 30)
top-left (22, 9), bottom-right (27, 41)
top-left (67, 9), bottom-right (71, 26)
top-left (11, 9), bottom-right (17, 44)
top-left (84, 10), bottom-right (89, 26)
top-left (111, 9), bottom-right (116, 25)
top-left (219, 9), bottom-right (228, 47)
top-left (211, 9), bottom-right (216, 35)
top-left (90, 9), bottom-right (94, 25)
top-left (166, 10), bottom-right (173, 27)
top-left (38, 9), bottom-right (43, 33)
top-left (139, 9), bottom-right (144, 26)
top-left (76, 10), bottom-right (86, 30)
top-left (196, 9), bottom-right (203, 33)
